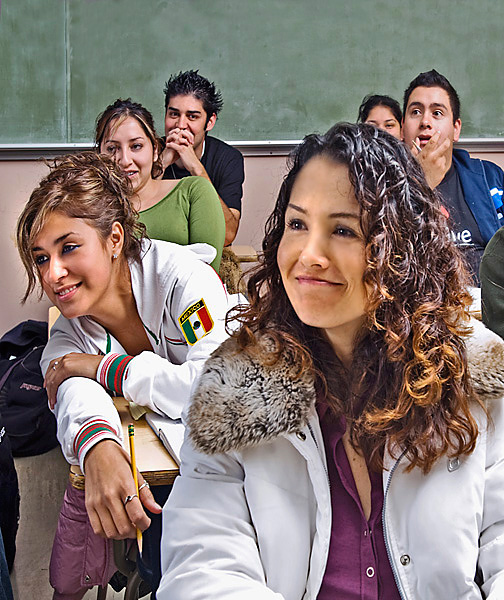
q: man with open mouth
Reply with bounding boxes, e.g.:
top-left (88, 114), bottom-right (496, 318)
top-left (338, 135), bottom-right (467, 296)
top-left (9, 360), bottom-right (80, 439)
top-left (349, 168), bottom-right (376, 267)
top-left (402, 69), bottom-right (504, 285)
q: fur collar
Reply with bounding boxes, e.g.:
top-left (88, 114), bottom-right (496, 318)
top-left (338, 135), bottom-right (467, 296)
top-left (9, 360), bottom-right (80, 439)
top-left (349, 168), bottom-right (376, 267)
top-left (188, 318), bottom-right (504, 454)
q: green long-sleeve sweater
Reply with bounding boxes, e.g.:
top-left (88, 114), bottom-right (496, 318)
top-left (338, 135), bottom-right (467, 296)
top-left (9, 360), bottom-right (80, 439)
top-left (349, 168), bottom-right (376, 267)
top-left (139, 176), bottom-right (225, 271)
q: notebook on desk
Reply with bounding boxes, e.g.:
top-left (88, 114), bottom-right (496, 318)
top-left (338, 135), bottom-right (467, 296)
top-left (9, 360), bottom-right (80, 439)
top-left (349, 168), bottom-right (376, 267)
top-left (145, 412), bottom-right (185, 466)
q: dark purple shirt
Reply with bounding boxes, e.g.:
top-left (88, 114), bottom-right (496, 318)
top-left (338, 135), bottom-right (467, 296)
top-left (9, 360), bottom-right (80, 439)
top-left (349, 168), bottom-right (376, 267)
top-left (316, 403), bottom-right (401, 600)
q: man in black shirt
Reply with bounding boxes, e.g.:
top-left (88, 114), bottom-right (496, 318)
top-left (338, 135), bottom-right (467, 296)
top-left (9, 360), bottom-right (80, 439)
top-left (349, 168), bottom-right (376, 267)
top-left (402, 69), bottom-right (504, 284)
top-left (161, 70), bottom-right (244, 245)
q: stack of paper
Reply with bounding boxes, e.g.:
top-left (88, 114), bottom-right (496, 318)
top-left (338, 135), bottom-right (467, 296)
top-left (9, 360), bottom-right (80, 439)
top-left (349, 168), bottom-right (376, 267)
top-left (145, 412), bottom-right (185, 466)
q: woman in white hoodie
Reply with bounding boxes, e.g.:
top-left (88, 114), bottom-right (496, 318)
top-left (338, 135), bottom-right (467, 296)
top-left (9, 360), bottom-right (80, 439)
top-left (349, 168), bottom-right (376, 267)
top-left (16, 152), bottom-right (232, 598)
top-left (160, 123), bottom-right (504, 599)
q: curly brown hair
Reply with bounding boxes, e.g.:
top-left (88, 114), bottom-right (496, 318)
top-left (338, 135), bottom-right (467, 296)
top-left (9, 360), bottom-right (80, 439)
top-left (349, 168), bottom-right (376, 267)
top-left (17, 151), bottom-right (146, 303)
top-left (233, 122), bottom-right (478, 473)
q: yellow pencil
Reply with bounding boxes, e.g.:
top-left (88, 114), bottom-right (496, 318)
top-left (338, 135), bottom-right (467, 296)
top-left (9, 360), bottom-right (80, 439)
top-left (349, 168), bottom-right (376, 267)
top-left (128, 423), bottom-right (142, 552)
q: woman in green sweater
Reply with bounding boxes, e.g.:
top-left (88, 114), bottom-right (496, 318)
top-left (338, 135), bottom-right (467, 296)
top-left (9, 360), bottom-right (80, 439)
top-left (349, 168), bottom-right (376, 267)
top-left (95, 99), bottom-right (225, 270)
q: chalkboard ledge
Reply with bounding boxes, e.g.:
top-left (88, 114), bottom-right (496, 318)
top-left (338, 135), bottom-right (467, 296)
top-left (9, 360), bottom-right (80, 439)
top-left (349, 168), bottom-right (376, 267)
top-left (1, 139), bottom-right (503, 160)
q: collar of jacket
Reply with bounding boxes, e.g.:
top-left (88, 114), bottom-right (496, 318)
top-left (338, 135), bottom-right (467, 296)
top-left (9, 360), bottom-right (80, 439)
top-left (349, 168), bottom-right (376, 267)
top-left (452, 147), bottom-right (473, 171)
top-left (129, 238), bottom-right (216, 344)
top-left (188, 318), bottom-right (504, 455)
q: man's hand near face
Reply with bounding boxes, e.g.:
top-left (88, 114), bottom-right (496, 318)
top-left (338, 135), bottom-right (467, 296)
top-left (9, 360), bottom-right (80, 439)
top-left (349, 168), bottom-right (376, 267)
top-left (161, 127), bottom-right (240, 245)
top-left (161, 128), bottom-right (203, 175)
top-left (410, 130), bottom-right (452, 189)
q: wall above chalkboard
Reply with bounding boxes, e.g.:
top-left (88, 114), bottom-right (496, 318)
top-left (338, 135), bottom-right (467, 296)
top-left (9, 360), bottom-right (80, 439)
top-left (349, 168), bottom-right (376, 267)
top-left (1, 0), bottom-right (504, 144)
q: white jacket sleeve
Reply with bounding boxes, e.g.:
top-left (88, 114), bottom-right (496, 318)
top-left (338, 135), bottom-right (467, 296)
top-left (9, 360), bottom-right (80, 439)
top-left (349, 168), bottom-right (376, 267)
top-left (40, 320), bottom-right (122, 470)
top-left (120, 263), bottom-right (232, 419)
top-left (158, 435), bottom-right (284, 600)
top-left (479, 397), bottom-right (504, 598)
top-left (40, 252), bottom-right (237, 469)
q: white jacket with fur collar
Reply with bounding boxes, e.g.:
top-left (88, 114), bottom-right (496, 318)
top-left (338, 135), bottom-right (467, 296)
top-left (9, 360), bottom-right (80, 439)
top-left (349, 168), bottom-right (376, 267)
top-left (159, 319), bottom-right (504, 600)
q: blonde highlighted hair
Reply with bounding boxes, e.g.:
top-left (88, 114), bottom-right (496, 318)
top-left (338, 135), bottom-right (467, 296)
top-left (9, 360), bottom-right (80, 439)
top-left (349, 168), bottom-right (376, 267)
top-left (17, 152), bottom-right (146, 303)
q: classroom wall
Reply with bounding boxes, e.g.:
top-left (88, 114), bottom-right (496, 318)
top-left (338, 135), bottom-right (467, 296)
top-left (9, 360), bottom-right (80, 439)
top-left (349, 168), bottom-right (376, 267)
top-left (1, 160), bottom-right (51, 332)
top-left (1, 147), bottom-right (504, 335)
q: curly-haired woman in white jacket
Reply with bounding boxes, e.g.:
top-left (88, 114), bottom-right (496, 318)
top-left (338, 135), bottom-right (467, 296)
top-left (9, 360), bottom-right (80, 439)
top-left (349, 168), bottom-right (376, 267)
top-left (160, 123), bottom-right (504, 599)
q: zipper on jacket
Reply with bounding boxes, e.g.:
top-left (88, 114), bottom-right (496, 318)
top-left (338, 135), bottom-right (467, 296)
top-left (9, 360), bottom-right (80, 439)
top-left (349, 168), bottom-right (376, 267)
top-left (305, 419), bottom-right (333, 597)
top-left (307, 421), bottom-right (330, 485)
top-left (382, 450), bottom-right (408, 600)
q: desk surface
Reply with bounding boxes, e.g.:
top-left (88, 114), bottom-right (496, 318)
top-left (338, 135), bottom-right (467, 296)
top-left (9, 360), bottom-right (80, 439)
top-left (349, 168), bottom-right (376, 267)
top-left (70, 398), bottom-right (179, 488)
top-left (115, 397), bottom-right (179, 485)
top-left (230, 244), bottom-right (258, 263)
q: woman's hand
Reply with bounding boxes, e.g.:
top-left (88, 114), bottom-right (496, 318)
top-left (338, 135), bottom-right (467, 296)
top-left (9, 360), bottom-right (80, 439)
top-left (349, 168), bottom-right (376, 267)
top-left (84, 439), bottom-right (162, 539)
top-left (45, 353), bottom-right (103, 409)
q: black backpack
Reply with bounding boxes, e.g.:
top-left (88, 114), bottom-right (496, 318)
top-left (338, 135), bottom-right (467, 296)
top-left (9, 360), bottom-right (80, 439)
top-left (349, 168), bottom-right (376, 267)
top-left (0, 425), bottom-right (19, 573)
top-left (0, 320), bottom-right (58, 457)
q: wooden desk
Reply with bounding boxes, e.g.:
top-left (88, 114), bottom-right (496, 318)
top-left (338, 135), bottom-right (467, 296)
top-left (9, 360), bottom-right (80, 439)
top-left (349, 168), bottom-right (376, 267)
top-left (229, 244), bottom-right (258, 263)
top-left (48, 305), bottom-right (60, 332)
top-left (70, 397), bottom-right (179, 489)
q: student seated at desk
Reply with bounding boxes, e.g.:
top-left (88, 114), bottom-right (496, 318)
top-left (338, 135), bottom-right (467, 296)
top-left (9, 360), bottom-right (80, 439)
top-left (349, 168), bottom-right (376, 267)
top-left (357, 94), bottom-right (402, 139)
top-left (16, 152), bottom-right (233, 599)
top-left (402, 69), bottom-right (504, 285)
top-left (95, 98), bottom-right (225, 271)
top-left (160, 124), bottom-right (504, 600)
top-left (161, 70), bottom-right (244, 246)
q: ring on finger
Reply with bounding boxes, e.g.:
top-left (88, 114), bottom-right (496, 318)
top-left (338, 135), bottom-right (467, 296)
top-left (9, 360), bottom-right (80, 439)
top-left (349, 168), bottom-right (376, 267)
top-left (123, 493), bottom-right (138, 505)
top-left (138, 482), bottom-right (150, 492)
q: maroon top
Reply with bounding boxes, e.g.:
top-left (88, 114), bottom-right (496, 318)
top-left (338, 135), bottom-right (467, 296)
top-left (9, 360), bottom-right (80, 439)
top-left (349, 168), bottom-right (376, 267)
top-left (316, 403), bottom-right (401, 600)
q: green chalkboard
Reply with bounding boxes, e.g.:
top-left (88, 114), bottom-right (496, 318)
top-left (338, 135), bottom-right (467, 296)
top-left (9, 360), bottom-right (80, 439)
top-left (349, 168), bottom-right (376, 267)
top-left (1, 0), bottom-right (504, 143)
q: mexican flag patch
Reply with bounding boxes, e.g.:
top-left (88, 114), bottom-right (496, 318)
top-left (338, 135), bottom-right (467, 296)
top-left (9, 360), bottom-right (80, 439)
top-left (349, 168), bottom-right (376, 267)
top-left (178, 299), bottom-right (214, 345)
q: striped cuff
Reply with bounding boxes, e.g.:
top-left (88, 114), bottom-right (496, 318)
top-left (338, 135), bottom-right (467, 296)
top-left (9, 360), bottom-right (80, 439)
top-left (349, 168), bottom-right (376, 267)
top-left (96, 353), bottom-right (133, 395)
top-left (73, 419), bottom-right (119, 464)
